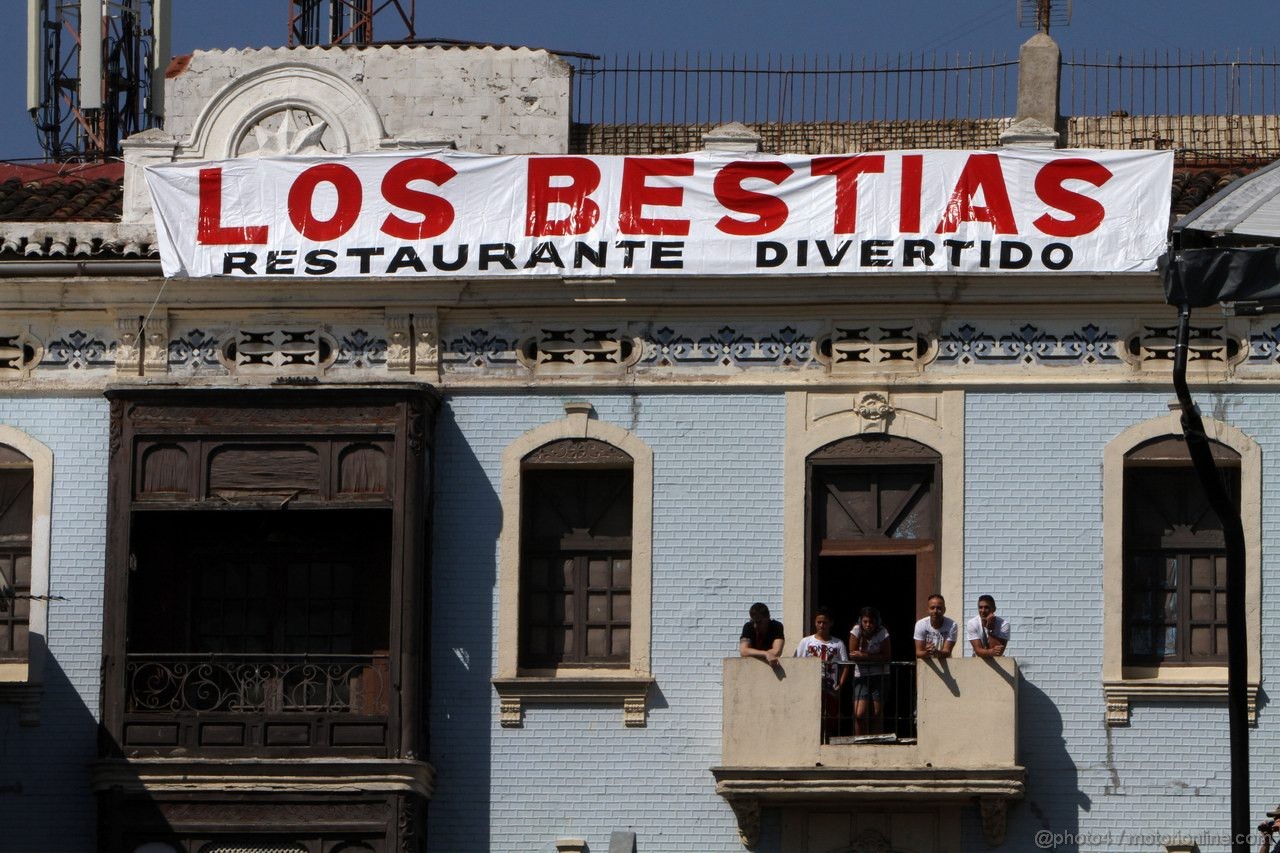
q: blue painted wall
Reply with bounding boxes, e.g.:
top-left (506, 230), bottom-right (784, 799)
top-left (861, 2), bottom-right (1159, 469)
top-left (0, 396), bottom-right (107, 852)
top-left (430, 392), bottom-right (787, 853)
top-left (4, 386), bottom-right (1276, 852)
top-left (965, 390), bottom-right (1280, 853)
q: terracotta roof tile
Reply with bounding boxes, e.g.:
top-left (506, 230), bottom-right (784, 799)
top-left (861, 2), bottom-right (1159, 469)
top-left (0, 163), bottom-right (124, 223)
top-left (1172, 168), bottom-right (1256, 219)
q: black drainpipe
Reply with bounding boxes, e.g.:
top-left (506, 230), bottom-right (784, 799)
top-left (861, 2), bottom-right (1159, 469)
top-left (1172, 304), bottom-right (1249, 853)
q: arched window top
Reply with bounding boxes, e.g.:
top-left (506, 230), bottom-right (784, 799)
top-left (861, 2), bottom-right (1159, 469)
top-left (809, 434), bottom-right (941, 463)
top-left (0, 445), bottom-right (32, 466)
top-left (522, 437), bottom-right (633, 467)
top-left (1126, 434), bottom-right (1240, 465)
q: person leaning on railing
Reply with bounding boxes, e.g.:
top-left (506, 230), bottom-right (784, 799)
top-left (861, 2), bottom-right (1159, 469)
top-left (739, 602), bottom-right (785, 669)
top-left (913, 594), bottom-right (958, 659)
top-left (966, 594), bottom-right (1011, 658)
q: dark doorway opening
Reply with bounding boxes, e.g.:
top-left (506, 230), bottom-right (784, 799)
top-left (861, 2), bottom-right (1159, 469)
top-left (815, 554), bottom-right (917, 654)
top-left (806, 437), bottom-right (943, 743)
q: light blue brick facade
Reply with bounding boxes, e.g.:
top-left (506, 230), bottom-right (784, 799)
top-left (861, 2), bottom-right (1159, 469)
top-left (4, 384), bottom-right (1276, 852)
top-left (965, 391), bottom-right (1279, 853)
top-left (430, 387), bottom-right (1280, 852)
top-left (0, 395), bottom-right (108, 852)
top-left (430, 392), bottom-right (786, 853)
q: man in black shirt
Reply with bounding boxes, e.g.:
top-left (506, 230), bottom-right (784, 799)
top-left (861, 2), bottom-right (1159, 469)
top-left (739, 602), bottom-right (785, 669)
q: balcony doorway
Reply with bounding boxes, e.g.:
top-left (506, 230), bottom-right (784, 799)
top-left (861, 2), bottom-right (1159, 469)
top-left (816, 554), bottom-right (918, 659)
top-left (806, 434), bottom-right (941, 742)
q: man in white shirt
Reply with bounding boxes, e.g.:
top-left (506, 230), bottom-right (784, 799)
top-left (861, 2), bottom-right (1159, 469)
top-left (966, 595), bottom-right (1011, 658)
top-left (913, 594), bottom-right (958, 659)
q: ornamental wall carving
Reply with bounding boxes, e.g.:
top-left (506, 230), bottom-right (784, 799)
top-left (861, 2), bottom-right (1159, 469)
top-left (7, 311), bottom-right (1280, 388)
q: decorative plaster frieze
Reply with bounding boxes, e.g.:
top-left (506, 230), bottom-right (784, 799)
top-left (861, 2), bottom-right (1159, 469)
top-left (217, 327), bottom-right (339, 376)
top-left (41, 329), bottom-right (114, 371)
top-left (168, 328), bottom-right (226, 373)
top-left (516, 327), bottom-right (643, 375)
top-left (332, 328), bottom-right (388, 370)
top-left (443, 322), bottom-right (821, 375)
top-left (0, 328), bottom-right (43, 380)
top-left (817, 321), bottom-right (937, 374)
top-left (641, 324), bottom-right (817, 370)
top-left (937, 321), bottom-right (1122, 366)
top-left (1121, 321), bottom-right (1248, 370)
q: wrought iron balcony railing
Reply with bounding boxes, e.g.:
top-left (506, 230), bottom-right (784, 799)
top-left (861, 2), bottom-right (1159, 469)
top-left (124, 653), bottom-right (391, 715)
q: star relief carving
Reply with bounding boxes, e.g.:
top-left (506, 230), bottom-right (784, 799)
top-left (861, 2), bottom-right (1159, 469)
top-left (242, 108), bottom-right (331, 157)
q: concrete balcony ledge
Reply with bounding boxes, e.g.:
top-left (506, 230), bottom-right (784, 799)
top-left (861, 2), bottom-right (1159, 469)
top-left (716, 656), bottom-right (1023, 847)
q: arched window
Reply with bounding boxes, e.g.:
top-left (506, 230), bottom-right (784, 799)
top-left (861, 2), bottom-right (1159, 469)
top-left (1102, 413), bottom-right (1261, 726)
top-left (1123, 436), bottom-right (1238, 665)
top-left (0, 444), bottom-right (34, 661)
top-left (519, 438), bottom-right (634, 668)
top-left (493, 403), bottom-right (654, 727)
top-left (0, 426), bottom-right (52, 723)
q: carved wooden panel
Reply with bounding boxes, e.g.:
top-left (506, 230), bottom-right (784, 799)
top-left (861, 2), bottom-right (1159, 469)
top-left (200, 723), bottom-right (245, 747)
top-left (208, 445), bottom-right (322, 497)
top-left (523, 438), bottom-right (632, 466)
top-left (815, 467), bottom-right (937, 541)
top-left (127, 403), bottom-right (402, 433)
top-left (809, 434), bottom-right (941, 461)
top-left (338, 445), bottom-right (390, 496)
top-left (139, 443), bottom-right (191, 498)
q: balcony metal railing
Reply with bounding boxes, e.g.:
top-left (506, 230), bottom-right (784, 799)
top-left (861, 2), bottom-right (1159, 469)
top-left (124, 653), bottom-right (391, 715)
top-left (829, 660), bottom-right (917, 744)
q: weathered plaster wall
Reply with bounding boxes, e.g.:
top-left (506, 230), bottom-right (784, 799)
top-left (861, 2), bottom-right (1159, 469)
top-left (163, 45), bottom-right (572, 155)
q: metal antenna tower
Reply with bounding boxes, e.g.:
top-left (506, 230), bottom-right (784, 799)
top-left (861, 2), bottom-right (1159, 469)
top-left (288, 0), bottom-right (418, 47)
top-left (26, 0), bottom-right (170, 162)
top-left (1017, 0), bottom-right (1070, 34)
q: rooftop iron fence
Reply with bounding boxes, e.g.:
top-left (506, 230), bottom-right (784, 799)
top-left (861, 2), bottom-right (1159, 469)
top-left (569, 49), bottom-right (1280, 163)
top-left (569, 52), bottom-right (1016, 155)
top-left (1064, 49), bottom-right (1280, 164)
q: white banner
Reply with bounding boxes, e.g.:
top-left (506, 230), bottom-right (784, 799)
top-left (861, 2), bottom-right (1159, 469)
top-left (146, 148), bottom-right (1173, 279)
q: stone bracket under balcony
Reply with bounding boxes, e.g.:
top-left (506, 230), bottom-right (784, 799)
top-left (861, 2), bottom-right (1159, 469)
top-left (711, 766), bottom-right (1025, 848)
top-left (715, 656), bottom-right (1024, 848)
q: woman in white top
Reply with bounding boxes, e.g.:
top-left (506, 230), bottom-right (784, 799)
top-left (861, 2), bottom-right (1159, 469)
top-left (848, 606), bottom-right (892, 736)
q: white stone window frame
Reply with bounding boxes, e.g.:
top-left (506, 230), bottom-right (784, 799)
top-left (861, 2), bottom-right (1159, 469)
top-left (492, 403), bottom-right (654, 728)
top-left (1102, 411), bottom-right (1262, 726)
top-left (782, 390), bottom-right (965, 643)
top-left (0, 425), bottom-right (53, 725)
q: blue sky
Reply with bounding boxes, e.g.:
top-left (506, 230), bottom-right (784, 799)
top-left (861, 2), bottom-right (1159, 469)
top-left (1, 0), bottom-right (1278, 161)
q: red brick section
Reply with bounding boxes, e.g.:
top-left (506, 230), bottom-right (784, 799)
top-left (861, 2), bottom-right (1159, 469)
top-left (0, 162), bottom-right (124, 222)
